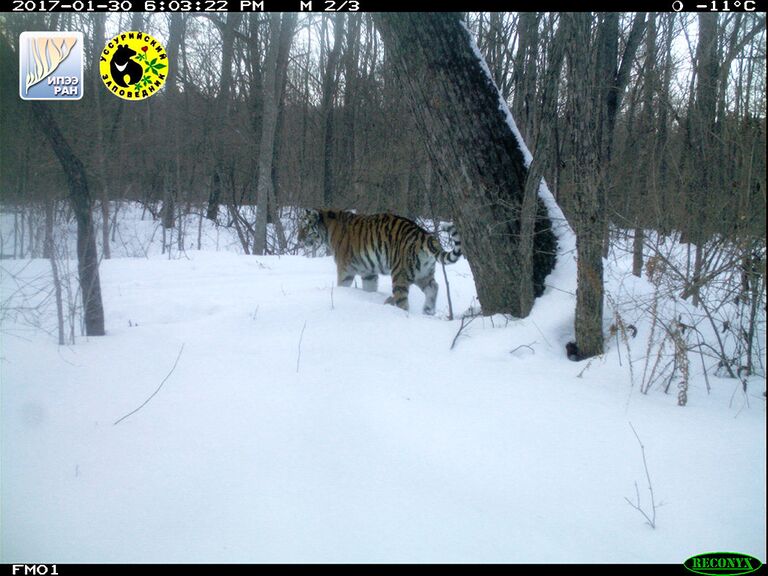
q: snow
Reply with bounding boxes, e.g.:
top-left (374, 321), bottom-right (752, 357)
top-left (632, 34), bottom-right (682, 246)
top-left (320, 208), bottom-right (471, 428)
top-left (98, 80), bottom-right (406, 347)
top-left (0, 205), bottom-right (765, 564)
top-left (463, 21), bottom-right (577, 300)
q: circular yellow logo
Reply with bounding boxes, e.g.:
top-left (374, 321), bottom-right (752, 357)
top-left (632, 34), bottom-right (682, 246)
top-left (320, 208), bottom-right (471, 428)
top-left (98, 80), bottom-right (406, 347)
top-left (99, 31), bottom-right (167, 101)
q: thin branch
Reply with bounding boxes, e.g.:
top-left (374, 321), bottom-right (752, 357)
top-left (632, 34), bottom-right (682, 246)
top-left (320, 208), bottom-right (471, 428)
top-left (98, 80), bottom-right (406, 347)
top-left (450, 313), bottom-right (478, 351)
top-left (624, 421), bottom-right (657, 528)
top-left (510, 342), bottom-right (536, 355)
top-left (296, 320), bottom-right (307, 373)
top-left (113, 343), bottom-right (185, 426)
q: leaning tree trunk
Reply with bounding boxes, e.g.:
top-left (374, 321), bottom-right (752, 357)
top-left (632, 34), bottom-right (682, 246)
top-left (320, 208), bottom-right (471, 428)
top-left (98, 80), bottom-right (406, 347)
top-left (374, 13), bottom-right (556, 317)
top-left (31, 102), bottom-right (105, 337)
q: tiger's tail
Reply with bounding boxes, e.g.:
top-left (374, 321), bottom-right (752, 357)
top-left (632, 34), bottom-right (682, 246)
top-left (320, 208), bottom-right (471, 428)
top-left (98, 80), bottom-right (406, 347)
top-left (430, 223), bottom-right (462, 264)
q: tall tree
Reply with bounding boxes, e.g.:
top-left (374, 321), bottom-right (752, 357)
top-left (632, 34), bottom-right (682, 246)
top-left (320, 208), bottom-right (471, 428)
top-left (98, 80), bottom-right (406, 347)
top-left (32, 102), bottom-right (106, 336)
top-left (632, 14), bottom-right (658, 277)
top-left (562, 13), bottom-right (644, 359)
top-left (511, 12), bottom-right (540, 142)
top-left (320, 15), bottom-right (345, 207)
top-left (686, 13), bottom-right (718, 306)
top-left (563, 13), bottom-right (604, 359)
top-left (92, 13), bottom-right (112, 260)
top-left (1, 32), bottom-right (104, 335)
top-left (518, 17), bottom-right (566, 315)
top-left (160, 14), bottom-right (185, 239)
top-left (374, 13), bottom-right (556, 316)
top-left (253, 13), bottom-right (297, 255)
top-left (206, 13), bottom-right (243, 221)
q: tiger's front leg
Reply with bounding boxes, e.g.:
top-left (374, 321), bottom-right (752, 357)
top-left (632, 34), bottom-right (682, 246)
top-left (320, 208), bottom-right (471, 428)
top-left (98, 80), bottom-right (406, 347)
top-left (362, 274), bottom-right (378, 292)
top-left (337, 266), bottom-right (355, 287)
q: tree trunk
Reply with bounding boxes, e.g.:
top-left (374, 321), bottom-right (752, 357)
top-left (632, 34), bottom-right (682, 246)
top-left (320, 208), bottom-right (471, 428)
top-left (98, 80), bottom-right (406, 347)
top-left (341, 14), bottom-right (361, 196)
top-left (562, 13), bottom-right (644, 359)
top-left (563, 13), bottom-right (605, 358)
top-left (511, 12), bottom-right (539, 143)
top-left (320, 15), bottom-right (345, 207)
top-left (31, 101), bottom-right (105, 336)
top-left (207, 13), bottom-right (242, 221)
top-left (44, 198), bottom-right (65, 345)
top-left (518, 19), bottom-right (566, 316)
top-left (633, 14), bottom-right (657, 277)
top-left (92, 14), bottom-right (112, 260)
top-left (253, 13), bottom-right (296, 255)
top-left (161, 14), bottom-right (184, 234)
top-left (374, 13), bottom-right (556, 317)
top-left (688, 13), bottom-right (719, 307)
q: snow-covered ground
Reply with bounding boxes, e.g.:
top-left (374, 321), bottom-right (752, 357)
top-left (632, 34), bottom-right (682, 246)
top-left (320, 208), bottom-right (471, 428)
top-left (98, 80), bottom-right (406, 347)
top-left (1, 206), bottom-right (765, 563)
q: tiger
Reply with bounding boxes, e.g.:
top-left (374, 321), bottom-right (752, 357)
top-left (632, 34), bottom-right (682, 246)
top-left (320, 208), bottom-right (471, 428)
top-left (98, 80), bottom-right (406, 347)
top-left (298, 209), bottom-right (462, 315)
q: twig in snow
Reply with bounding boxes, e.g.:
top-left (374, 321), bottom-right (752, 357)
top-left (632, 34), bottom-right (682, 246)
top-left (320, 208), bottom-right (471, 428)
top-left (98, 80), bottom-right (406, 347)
top-left (510, 342), bottom-right (536, 356)
top-left (624, 422), bottom-right (657, 529)
top-left (576, 356), bottom-right (598, 378)
top-left (440, 260), bottom-right (454, 321)
top-left (113, 343), bottom-right (185, 426)
top-left (450, 312), bottom-right (478, 351)
top-left (296, 320), bottom-right (307, 373)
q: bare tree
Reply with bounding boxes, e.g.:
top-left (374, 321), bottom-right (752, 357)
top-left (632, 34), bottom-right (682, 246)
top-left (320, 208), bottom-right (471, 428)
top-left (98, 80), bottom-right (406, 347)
top-left (561, 13), bottom-right (645, 359)
top-left (518, 16), bottom-right (566, 315)
top-left (320, 15), bottom-right (345, 207)
top-left (30, 101), bottom-right (106, 336)
top-left (206, 13), bottom-right (243, 221)
top-left (253, 13), bottom-right (297, 255)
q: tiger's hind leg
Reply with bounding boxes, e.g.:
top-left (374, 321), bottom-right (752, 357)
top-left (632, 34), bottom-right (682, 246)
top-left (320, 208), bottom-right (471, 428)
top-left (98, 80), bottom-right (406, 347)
top-left (416, 275), bottom-right (439, 315)
top-left (362, 274), bottom-right (378, 292)
top-left (384, 270), bottom-right (410, 311)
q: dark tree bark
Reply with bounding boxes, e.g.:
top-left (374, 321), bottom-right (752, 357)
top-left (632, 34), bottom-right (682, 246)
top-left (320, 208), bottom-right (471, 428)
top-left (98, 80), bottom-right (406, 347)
top-left (253, 13), bottom-right (296, 255)
top-left (31, 102), bottom-right (105, 336)
top-left (518, 19), bottom-right (566, 315)
top-left (561, 13), bottom-right (644, 359)
top-left (341, 14), bottom-right (362, 195)
top-left (633, 14), bottom-right (658, 277)
top-left (563, 13), bottom-right (604, 359)
top-left (160, 14), bottom-right (185, 233)
top-left (320, 15), bottom-right (345, 207)
top-left (511, 12), bottom-right (540, 143)
top-left (687, 13), bottom-right (718, 306)
top-left (92, 14), bottom-right (112, 260)
top-left (206, 13), bottom-right (243, 221)
top-left (374, 13), bottom-right (557, 317)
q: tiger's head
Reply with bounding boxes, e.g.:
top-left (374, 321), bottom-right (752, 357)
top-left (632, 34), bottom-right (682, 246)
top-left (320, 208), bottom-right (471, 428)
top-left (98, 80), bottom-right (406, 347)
top-left (297, 209), bottom-right (327, 249)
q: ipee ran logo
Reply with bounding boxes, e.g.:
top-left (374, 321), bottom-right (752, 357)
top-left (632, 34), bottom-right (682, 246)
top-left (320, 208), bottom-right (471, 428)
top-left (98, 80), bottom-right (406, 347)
top-left (100, 31), bottom-right (168, 101)
top-left (19, 31), bottom-right (83, 101)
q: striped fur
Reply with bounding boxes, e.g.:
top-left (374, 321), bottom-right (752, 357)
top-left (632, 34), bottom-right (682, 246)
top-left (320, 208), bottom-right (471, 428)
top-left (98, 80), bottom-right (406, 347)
top-left (298, 209), bottom-right (462, 314)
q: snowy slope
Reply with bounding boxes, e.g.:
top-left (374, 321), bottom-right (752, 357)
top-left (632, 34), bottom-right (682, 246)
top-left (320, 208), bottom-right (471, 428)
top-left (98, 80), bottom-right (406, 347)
top-left (0, 209), bottom-right (765, 563)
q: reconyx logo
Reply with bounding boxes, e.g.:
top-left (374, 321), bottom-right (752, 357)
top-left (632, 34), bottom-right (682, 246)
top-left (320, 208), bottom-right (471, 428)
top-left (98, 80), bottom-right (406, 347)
top-left (100, 31), bottom-right (167, 101)
top-left (19, 31), bottom-right (83, 100)
top-left (685, 552), bottom-right (763, 576)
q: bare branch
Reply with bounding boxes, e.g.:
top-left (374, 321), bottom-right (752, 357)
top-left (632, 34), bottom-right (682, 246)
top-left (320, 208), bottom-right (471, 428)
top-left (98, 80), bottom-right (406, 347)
top-left (113, 343), bottom-right (185, 426)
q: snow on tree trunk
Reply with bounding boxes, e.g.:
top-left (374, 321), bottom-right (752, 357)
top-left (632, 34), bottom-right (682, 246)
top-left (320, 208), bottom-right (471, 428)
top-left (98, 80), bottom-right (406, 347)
top-left (374, 13), bottom-right (559, 317)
